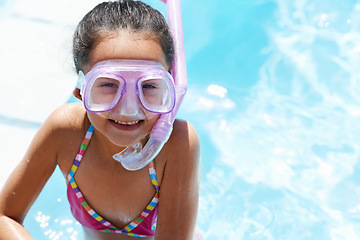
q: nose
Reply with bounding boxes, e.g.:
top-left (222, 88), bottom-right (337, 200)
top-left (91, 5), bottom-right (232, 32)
top-left (116, 87), bottom-right (141, 117)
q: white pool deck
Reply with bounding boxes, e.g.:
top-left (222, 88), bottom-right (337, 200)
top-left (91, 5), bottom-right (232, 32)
top-left (0, 0), bottom-right (104, 188)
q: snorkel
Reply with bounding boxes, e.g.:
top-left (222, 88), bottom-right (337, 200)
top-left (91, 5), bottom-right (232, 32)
top-left (112, 0), bottom-right (187, 170)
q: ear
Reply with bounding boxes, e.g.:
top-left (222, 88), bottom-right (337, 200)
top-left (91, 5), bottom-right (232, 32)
top-left (73, 88), bottom-right (83, 101)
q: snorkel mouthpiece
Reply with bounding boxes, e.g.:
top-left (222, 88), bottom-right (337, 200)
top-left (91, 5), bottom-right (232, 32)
top-left (113, 119), bottom-right (173, 170)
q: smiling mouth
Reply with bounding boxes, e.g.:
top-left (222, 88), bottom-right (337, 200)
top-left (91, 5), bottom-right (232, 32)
top-left (110, 119), bottom-right (142, 126)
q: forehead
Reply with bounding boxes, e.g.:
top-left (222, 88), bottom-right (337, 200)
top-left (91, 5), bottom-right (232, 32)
top-left (89, 59), bottom-right (168, 77)
top-left (86, 32), bottom-right (169, 73)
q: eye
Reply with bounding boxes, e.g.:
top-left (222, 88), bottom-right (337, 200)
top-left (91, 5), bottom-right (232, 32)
top-left (101, 82), bottom-right (118, 88)
top-left (142, 79), bottom-right (161, 89)
top-left (94, 77), bottom-right (120, 88)
top-left (142, 83), bottom-right (158, 89)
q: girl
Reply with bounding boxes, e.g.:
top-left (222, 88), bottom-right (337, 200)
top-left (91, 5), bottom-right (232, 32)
top-left (0, 1), bottom-right (200, 239)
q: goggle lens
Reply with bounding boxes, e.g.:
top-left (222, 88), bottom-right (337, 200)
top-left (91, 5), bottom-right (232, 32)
top-left (85, 76), bottom-right (124, 112)
top-left (138, 77), bottom-right (174, 113)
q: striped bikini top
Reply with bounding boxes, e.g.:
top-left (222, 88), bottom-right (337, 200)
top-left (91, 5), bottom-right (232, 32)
top-left (66, 125), bottom-right (160, 237)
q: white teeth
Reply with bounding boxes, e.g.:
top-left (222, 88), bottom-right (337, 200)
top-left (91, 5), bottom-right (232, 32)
top-left (113, 120), bottom-right (139, 125)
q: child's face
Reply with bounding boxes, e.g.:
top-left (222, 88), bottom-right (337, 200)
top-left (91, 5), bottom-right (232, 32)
top-left (85, 31), bottom-right (170, 148)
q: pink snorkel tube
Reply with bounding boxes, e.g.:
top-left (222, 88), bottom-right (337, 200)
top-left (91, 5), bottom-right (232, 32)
top-left (113, 0), bottom-right (187, 170)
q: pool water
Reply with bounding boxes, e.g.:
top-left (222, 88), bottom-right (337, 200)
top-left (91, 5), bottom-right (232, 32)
top-left (2, 0), bottom-right (360, 239)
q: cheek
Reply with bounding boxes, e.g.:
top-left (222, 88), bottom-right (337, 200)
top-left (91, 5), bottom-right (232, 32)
top-left (87, 112), bottom-right (107, 128)
top-left (144, 114), bottom-right (160, 130)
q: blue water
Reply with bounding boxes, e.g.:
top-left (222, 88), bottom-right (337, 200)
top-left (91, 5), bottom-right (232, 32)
top-left (2, 0), bottom-right (360, 239)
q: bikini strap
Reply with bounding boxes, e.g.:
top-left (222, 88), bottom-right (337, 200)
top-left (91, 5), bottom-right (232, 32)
top-left (148, 160), bottom-right (160, 193)
top-left (68, 125), bottom-right (94, 180)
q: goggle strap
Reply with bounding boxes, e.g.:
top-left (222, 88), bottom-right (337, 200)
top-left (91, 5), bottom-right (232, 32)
top-left (77, 71), bottom-right (86, 96)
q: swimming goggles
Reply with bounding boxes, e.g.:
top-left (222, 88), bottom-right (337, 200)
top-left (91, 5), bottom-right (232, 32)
top-left (77, 59), bottom-right (176, 117)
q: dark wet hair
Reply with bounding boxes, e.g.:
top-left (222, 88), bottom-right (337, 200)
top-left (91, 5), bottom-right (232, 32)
top-left (73, 0), bottom-right (174, 72)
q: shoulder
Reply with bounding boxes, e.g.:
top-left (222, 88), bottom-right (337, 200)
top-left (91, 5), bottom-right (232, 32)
top-left (47, 102), bottom-right (87, 129)
top-left (32, 102), bottom-right (87, 139)
top-left (161, 119), bottom-right (200, 170)
top-left (35, 103), bottom-right (89, 154)
top-left (170, 119), bottom-right (199, 151)
top-left (39, 103), bottom-right (90, 172)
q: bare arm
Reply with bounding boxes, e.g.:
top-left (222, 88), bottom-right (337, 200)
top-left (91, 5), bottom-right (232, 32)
top-left (155, 120), bottom-right (200, 240)
top-left (0, 216), bottom-right (35, 239)
top-left (0, 106), bottom-right (72, 239)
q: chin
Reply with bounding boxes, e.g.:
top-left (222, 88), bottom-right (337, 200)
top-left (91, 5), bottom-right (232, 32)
top-left (109, 132), bottom-right (150, 148)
